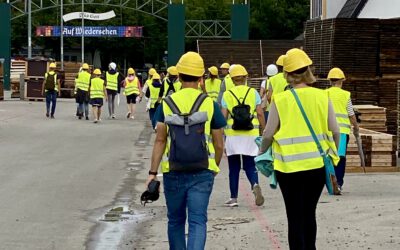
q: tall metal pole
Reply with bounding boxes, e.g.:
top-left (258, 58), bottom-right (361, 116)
top-left (61, 0), bottom-right (64, 70)
top-left (81, 0), bottom-right (84, 63)
top-left (28, 0), bottom-right (32, 59)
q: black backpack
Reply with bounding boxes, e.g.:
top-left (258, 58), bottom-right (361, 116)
top-left (229, 87), bottom-right (254, 131)
top-left (45, 73), bottom-right (56, 91)
top-left (164, 93), bottom-right (210, 171)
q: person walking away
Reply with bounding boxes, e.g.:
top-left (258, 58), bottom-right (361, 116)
top-left (260, 64), bottom-right (278, 121)
top-left (146, 51), bottom-right (225, 250)
top-left (74, 63), bottom-right (91, 120)
top-left (123, 68), bottom-right (142, 119)
top-left (260, 48), bottom-right (340, 250)
top-left (163, 66), bottom-right (181, 97)
top-left (204, 66), bottom-right (221, 102)
top-left (326, 67), bottom-right (359, 193)
top-left (41, 62), bottom-right (61, 119)
top-left (221, 64), bottom-right (266, 207)
top-left (89, 69), bottom-right (107, 123)
top-left (105, 62), bottom-right (124, 119)
top-left (216, 62), bottom-right (235, 105)
top-left (267, 55), bottom-right (289, 103)
top-left (145, 73), bottom-right (163, 129)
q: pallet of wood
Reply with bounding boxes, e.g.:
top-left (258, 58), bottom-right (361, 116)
top-left (353, 105), bottom-right (387, 132)
top-left (347, 128), bottom-right (396, 167)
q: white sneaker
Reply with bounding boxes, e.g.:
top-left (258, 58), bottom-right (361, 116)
top-left (93, 119), bottom-right (98, 123)
top-left (112, 114), bottom-right (116, 119)
top-left (130, 115), bottom-right (135, 120)
top-left (224, 198), bottom-right (238, 207)
top-left (253, 184), bottom-right (265, 206)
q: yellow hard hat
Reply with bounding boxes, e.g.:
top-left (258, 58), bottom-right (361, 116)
top-left (283, 48), bottom-right (313, 73)
top-left (148, 68), bottom-right (156, 76)
top-left (128, 68), bottom-right (135, 75)
top-left (208, 66), bottom-right (218, 76)
top-left (82, 63), bottom-right (89, 70)
top-left (167, 66), bottom-right (178, 76)
top-left (229, 64), bottom-right (248, 78)
top-left (220, 62), bottom-right (230, 69)
top-left (152, 73), bottom-right (161, 80)
top-left (176, 51), bottom-right (205, 77)
top-left (49, 62), bottom-right (56, 68)
top-left (328, 67), bottom-right (345, 80)
top-left (276, 55), bottom-right (286, 67)
top-left (93, 69), bottom-right (101, 75)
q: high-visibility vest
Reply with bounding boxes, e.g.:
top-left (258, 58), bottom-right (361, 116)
top-left (76, 71), bottom-right (91, 92)
top-left (90, 78), bottom-right (105, 99)
top-left (148, 81), bottom-right (161, 108)
top-left (44, 71), bottom-right (58, 92)
top-left (224, 74), bottom-right (235, 92)
top-left (162, 77), bottom-right (181, 96)
top-left (270, 72), bottom-right (288, 98)
top-left (326, 87), bottom-right (351, 134)
top-left (106, 72), bottom-right (119, 91)
top-left (124, 77), bottom-right (140, 96)
top-left (223, 85), bottom-right (260, 136)
top-left (273, 87), bottom-right (339, 173)
top-left (205, 78), bottom-right (222, 102)
top-left (161, 88), bottom-right (219, 173)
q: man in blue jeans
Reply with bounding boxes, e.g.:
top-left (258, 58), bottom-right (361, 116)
top-left (41, 63), bottom-right (61, 119)
top-left (146, 52), bottom-right (225, 250)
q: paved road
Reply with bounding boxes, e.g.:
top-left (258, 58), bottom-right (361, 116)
top-left (0, 98), bottom-right (148, 250)
top-left (1, 98), bottom-right (400, 250)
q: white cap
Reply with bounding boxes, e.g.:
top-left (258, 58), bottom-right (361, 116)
top-left (266, 64), bottom-right (278, 76)
top-left (109, 62), bottom-right (117, 70)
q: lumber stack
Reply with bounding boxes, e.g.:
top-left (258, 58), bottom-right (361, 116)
top-left (10, 60), bottom-right (27, 98)
top-left (346, 128), bottom-right (396, 167)
top-left (247, 78), bottom-right (265, 92)
top-left (379, 19), bottom-right (400, 75)
top-left (304, 18), bottom-right (379, 77)
top-left (353, 105), bottom-right (387, 132)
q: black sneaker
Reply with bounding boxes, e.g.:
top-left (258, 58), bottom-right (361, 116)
top-left (46, 113), bottom-right (49, 118)
top-left (51, 115), bottom-right (55, 119)
top-left (78, 116), bottom-right (82, 120)
top-left (86, 116), bottom-right (89, 120)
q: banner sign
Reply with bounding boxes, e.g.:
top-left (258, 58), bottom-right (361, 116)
top-left (36, 26), bottom-right (143, 37)
top-left (63, 11), bottom-right (116, 22)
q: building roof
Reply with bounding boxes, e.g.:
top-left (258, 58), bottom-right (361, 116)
top-left (337, 0), bottom-right (369, 18)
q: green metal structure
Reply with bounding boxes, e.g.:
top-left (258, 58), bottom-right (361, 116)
top-left (0, 4), bottom-right (11, 90)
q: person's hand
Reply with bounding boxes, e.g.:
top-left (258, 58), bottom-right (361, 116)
top-left (145, 174), bottom-right (158, 188)
top-left (353, 127), bottom-right (360, 137)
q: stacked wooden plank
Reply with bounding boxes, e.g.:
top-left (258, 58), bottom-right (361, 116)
top-left (379, 19), bottom-right (400, 75)
top-left (59, 62), bottom-right (84, 98)
top-left (347, 128), bottom-right (396, 167)
top-left (10, 60), bottom-right (27, 98)
top-left (304, 18), bottom-right (379, 78)
top-left (353, 105), bottom-right (387, 132)
top-left (197, 40), bottom-right (302, 78)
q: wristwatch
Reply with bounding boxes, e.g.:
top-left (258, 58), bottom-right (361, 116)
top-left (148, 171), bottom-right (158, 176)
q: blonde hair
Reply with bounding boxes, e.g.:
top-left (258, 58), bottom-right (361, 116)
top-left (284, 67), bottom-right (316, 85)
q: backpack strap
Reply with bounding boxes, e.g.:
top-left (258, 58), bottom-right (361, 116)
top-left (241, 87), bottom-right (252, 105)
top-left (163, 96), bottom-right (181, 115)
top-left (190, 93), bottom-right (208, 114)
top-left (229, 87), bottom-right (252, 105)
top-left (228, 90), bottom-right (241, 104)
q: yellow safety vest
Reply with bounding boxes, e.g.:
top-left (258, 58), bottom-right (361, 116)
top-left (148, 81), bottom-right (161, 108)
top-left (76, 71), bottom-right (91, 92)
top-left (205, 78), bottom-right (222, 102)
top-left (161, 88), bottom-right (219, 173)
top-left (326, 87), bottom-right (351, 134)
top-left (106, 72), bottom-right (119, 91)
top-left (224, 74), bottom-right (235, 92)
top-left (273, 87), bottom-right (339, 173)
top-left (124, 77), bottom-right (140, 96)
top-left (44, 71), bottom-right (58, 92)
top-left (270, 72), bottom-right (288, 98)
top-left (223, 85), bottom-right (260, 136)
top-left (163, 77), bottom-right (181, 96)
top-left (90, 78), bottom-right (105, 99)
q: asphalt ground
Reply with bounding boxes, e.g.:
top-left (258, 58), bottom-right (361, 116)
top-left (0, 98), bottom-right (399, 250)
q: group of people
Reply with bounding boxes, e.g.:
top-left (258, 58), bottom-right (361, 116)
top-left (145, 49), bottom-right (359, 250)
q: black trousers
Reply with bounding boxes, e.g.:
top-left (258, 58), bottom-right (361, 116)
top-left (276, 167), bottom-right (325, 250)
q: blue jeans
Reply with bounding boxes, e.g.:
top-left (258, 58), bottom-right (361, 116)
top-left (45, 91), bottom-right (57, 115)
top-left (78, 102), bottom-right (89, 117)
top-left (149, 108), bottom-right (157, 129)
top-left (335, 134), bottom-right (349, 187)
top-left (227, 154), bottom-right (259, 198)
top-left (163, 170), bottom-right (215, 250)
